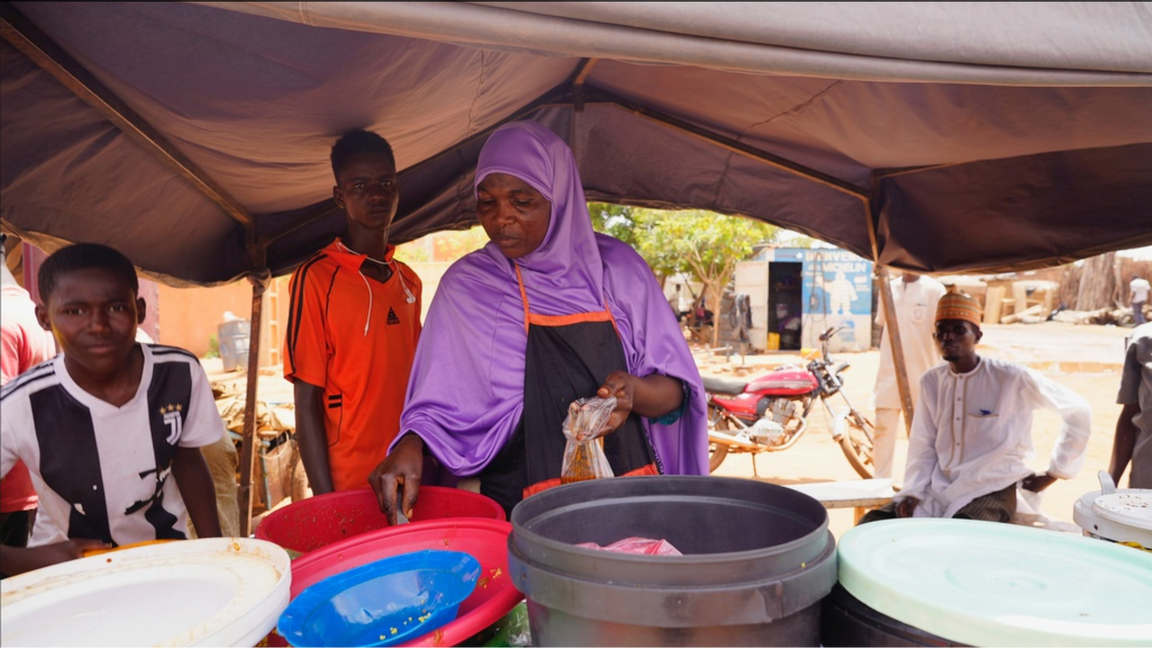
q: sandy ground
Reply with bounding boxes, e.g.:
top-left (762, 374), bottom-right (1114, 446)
top-left (210, 321), bottom-right (1135, 541)
top-left (697, 321), bottom-right (1134, 542)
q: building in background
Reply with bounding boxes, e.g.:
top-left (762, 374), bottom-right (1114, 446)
top-left (735, 247), bottom-right (873, 354)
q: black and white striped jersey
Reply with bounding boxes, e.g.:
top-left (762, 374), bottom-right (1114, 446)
top-left (1, 344), bottom-right (224, 547)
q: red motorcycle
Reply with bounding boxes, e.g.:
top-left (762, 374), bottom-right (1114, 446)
top-left (703, 327), bottom-right (875, 478)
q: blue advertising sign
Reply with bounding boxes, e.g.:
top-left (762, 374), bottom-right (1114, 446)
top-left (800, 249), bottom-right (873, 351)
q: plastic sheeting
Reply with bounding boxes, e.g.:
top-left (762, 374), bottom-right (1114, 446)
top-left (2, 2), bottom-right (1150, 284)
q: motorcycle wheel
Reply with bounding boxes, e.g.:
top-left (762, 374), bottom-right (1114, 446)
top-left (707, 406), bottom-right (730, 473)
top-left (838, 411), bottom-right (875, 479)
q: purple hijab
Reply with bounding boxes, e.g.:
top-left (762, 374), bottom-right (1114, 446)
top-left (396, 121), bottom-right (708, 476)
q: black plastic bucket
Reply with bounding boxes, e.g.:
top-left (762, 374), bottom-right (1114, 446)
top-left (821, 584), bottom-right (966, 647)
top-left (508, 476), bottom-right (837, 646)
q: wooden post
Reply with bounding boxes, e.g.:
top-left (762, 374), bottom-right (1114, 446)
top-left (237, 271), bottom-right (270, 537)
top-left (877, 267), bottom-right (916, 434)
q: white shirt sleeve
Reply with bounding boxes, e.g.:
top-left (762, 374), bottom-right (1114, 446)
top-left (177, 360), bottom-right (226, 449)
top-left (899, 373), bottom-right (940, 502)
top-left (1, 407), bottom-right (15, 479)
top-left (1020, 367), bottom-right (1092, 479)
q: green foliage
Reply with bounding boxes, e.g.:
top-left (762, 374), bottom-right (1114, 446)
top-left (591, 204), bottom-right (778, 345)
top-left (588, 203), bottom-right (640, 250)
top-left (393, 245), bottom-right (429, 264)
top-left (779, 233), bottom-right (820, 249)
top-left (204, 334), bottom-right (220, 359)
top-left (431, 226), bottom-right (490, 261)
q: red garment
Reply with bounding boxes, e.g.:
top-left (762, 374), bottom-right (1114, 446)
top-left (284, 240), bottom-right (421, 492)
top-left (1, 284), bottom-right (55, 512)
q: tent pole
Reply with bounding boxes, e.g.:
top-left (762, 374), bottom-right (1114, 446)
top-left (237, 271), bottom-right (270, 537)
top-left (862, 185), bottom-right (916, 435)
top-left (876, 268), bottom-right (916, 434)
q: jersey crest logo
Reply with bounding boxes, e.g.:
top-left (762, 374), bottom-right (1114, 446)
top-left (160, 403), bottom-right (183, 444)
top-left (387, 307), bottom-right (401, 325)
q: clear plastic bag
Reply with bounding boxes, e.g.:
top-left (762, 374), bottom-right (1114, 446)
top-left (560, 396), bottom-right (616, 484)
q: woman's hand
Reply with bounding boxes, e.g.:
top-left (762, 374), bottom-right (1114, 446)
top-left (596, 371), bottom-right (684, 435)
top-left (367, 434), bottom-right (425, 526)
top-left (596, 370), bottom-right (637, 435)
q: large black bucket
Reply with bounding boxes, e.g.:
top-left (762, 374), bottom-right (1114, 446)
top-left (821, 584), bottom-right (966, 647)
top-left (508, 476), bottom-right (836, 646)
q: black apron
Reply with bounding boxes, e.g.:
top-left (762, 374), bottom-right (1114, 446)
top-left (480, 267), bottom-right (658, 516)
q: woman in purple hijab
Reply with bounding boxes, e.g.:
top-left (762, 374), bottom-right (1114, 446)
top-left (369, 121), bottom-right (708, 520)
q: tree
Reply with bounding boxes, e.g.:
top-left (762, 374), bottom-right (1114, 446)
top-left (588, 203), bottom-right (639, 250)
top-left (594, 207), bottom-right (778, 346)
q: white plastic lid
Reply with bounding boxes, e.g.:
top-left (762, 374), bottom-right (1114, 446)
top-left (1092, 491), bottom-right (1152, 530)
top-left (838, 519), bottom-right (1152, 647)
top-left (0, 538), bottom-right (291, 647)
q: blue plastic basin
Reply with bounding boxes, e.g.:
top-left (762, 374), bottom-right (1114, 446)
top-left (278, 549), bottom-right (481, 647)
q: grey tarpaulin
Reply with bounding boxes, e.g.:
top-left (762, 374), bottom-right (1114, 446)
top-left (4, 0), bottom-right (1150, 535)
top-left (3, 2), bottom-right (1151, 284)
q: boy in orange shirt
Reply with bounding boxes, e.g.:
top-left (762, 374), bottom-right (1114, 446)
top-left (285, 130), bottom-right (421, 493)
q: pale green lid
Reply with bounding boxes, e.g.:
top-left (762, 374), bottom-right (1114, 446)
top-left (838, 519), bottom-right (1152, 646)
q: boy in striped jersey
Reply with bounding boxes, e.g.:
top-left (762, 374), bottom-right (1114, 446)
top-left (1, 244), bottom-right (222, 576)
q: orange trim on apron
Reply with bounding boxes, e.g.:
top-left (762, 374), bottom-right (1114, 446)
top-left (522, 463), bottom-right (659, 499)
top-left (515, 265), bottom-right (620, 336)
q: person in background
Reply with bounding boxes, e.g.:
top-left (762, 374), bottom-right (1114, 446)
top-left (668, 284), bottom-right (681, 318)
top-left (1, 243), bottom-right (221, 576)
top-left (859, 289), bottom-right (1091, 524)
top-left (676, 283), bottom-right (693, 323)
top-left (1130, 275), bottom-right (1149, 326)
top-left (285, 129), bottom-right (422, 494)
top-left (369, 121), bottom-right (707, 521)
top-left (1, 235), bottom-right (55, 562)
top-left (871, 272), bottom-right (947, 482)
top-left (1110, 322), bottom-right (1152, 489)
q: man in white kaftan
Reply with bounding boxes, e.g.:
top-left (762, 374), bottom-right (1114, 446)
top-left (872, 272), bottom-right (947, 480)
top-left (902, 355), bottom-right (1091, 518)
top-left (860, 289), bottom-right (1091, 524)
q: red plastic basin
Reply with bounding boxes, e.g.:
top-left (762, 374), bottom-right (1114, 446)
top-left (255, 486), bottom-right (505, 554)
top-left (287, 519), bottom-right (523, 647)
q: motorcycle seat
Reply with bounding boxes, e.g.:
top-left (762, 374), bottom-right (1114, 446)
top-left (702, 375), bottom-right (749, 395)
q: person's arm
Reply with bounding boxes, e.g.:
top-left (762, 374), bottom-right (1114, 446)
top-left (897, 377), bottom-right (939, 508)
top-left (294, 380), bottom-right (334, 495)
top-left (0, 539), bottom-right (108, 576)
top-left (596, 370), bottom-right (683, 434)
top-left (367, 433), bottom-right (424, 526)
top-left (896, 497), bottom-right (920, 517)
top-left (284, 263), bottom-right (338, 495)
top-left (1110, 336), bottom-right (1144, 487)
top-left (171, 445), bottom-right (221, 538)
top-left (1022, 368), bottom-right (1092, 488)
top-left (1109, 402), bottom-right (1139, 486)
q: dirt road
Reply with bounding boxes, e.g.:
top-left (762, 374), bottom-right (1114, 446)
top-left (698, 321), bottom-right (1133, 541)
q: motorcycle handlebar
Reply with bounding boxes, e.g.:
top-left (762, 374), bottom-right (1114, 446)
top-left (819, 326), bottom-right (849, 342)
